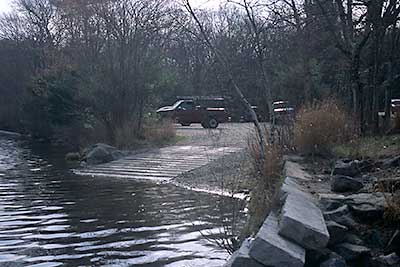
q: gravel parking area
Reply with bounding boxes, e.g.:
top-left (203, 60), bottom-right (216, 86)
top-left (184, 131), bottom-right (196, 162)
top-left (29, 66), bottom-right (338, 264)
top-left (175, 123), bottom-right (255, 148)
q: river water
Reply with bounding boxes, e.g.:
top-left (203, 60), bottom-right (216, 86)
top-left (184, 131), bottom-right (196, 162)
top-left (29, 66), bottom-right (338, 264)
top-left (0, 137), bottom-right (245, 267)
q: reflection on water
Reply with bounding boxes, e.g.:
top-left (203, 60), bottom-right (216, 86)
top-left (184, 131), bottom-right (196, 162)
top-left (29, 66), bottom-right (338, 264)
top-left (0, 138), bottom-right (245, 266)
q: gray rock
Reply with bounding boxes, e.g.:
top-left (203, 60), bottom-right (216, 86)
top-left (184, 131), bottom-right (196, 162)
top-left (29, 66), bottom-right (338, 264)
top-left (320, 253), bottom-right (347, 267)
top-left (333, 160), bottom-right (360, 177)
top-left (387, 230), bottom-right (400, 255)
top-left (333, 243), bottom-right (370, 261)
top-left (65, 152), bottom-right (80, 161)
top-left (382, 156), bottom-right (400, 168)
top-left (111, 150), bottom-right (127, 161)
top-left (370, 253), bottom-right (400, 267)
top-left (324, 205), bottom-right (350, 220)
top-left (279, 193), bottom-right (330, 250)
top-left (224, 239), bottom-right (264, 267)
top-left (326, 221), bottom-right (348, 246)
top-left (285, 161), bottom-right (312, 180)
top-left (249, 212), bottom-right (305, 267)
top-left (331, 175), bottom-right (363, 193)
top-left (366, 229), bottom-right (385, 248)
top-left (322, 193), bottom-right (387, 221)
top-left (306, 248), bottom-right (331, 266)
top-left (345, 193), bottom-right (386, 219)
top-left (86, 146), bottom-right (115, 165)
top-left (319, 193), bottom-right (347, 205)
top-left (344, 234), bottom-right (364, 246)
top-left (281, 177), bottom-right (314, 202)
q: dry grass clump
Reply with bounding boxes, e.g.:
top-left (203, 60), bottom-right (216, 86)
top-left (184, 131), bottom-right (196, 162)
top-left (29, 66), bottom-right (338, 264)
top-left (294, 99), bottom-right (356, 156)
top-left (334, 134), bottom-right (400, 159)
top-left (115, 119), bottom-right (176, 149)
top-left (244, 130), bottom-right (283, 234)
top-left (143, 118), bottom-right (176, 142)
top-left (79, 118), bottom-right (177, 150)
top-left (378, 179), bottom-right (400, 224)
top-left (384, 190), bottom-right (400, 224)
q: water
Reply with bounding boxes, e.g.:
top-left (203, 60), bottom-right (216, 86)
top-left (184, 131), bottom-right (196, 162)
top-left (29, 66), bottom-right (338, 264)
top-left (0, 137), bottom-right (245, 266)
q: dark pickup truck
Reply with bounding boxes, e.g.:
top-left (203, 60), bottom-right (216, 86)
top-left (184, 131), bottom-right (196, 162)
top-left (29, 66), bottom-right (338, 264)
top-left (156, 98), bottom-right (229, 128)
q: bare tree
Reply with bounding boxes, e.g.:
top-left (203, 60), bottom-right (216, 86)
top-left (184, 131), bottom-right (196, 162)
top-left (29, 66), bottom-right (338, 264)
top-left (183, 0), bottom-right (267, 159)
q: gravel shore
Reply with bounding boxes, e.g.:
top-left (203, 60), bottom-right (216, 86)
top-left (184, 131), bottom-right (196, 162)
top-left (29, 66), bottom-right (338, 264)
top-left (172, 123), bottom-right (257, 197)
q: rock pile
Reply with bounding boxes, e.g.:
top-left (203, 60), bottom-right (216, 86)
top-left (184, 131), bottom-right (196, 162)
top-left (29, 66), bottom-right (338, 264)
top-left (224, 159), bottom-right (400, 267)
top-left (224, 161), bottom-right (329, 267)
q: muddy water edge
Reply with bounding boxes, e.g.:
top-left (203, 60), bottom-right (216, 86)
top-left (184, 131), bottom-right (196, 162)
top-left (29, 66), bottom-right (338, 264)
top-left (0, 136), bottom-right (246, 267)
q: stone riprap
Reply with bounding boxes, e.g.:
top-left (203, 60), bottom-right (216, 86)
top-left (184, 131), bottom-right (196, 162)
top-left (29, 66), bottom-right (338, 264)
top-left (326, 221), bottom-right (348, 245)
top-left (331, 175), bottom-right (363, 193)
top-left (281, 177), bottom-right (314, 201)
top-left (224, 239), bottom-right (264, 267)
top-left (284, 161), bottom-right (311, 181)
top-left (249, 212), bottom-right (306, 267)
top-left (224, 160), bottom-right (330, 267)
top-left (279, 192), bottom-right (330, 250)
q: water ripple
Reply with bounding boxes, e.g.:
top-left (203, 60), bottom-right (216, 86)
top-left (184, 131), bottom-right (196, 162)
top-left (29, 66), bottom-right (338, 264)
top-left (0, 138), bottom-right (246, 266)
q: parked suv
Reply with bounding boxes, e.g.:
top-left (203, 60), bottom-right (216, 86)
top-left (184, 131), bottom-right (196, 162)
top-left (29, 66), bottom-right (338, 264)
top-left (392, 99), bottom-right (400, 116)
top-left (272, 100), bottom-right (294, 125)
top-left (156, 97), bottom-right (229, 129)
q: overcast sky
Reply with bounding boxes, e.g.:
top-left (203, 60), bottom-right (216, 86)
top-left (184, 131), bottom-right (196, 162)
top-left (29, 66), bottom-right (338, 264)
top-left (0, 0), bottom-right (222, 14)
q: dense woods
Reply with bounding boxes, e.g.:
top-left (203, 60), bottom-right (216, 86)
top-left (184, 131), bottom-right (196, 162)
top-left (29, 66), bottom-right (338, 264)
top-left (0, 0), bottom-right (399, 147)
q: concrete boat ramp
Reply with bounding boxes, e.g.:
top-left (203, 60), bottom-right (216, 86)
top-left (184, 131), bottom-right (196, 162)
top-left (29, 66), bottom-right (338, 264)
top-left (73, 145), bottom-right (241, 182)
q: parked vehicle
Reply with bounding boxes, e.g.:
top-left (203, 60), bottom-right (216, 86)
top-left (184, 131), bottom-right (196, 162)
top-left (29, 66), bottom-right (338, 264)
top-left (392, 99), bottom-right (400, 116)
top-left (156, 97), bottom-right (229, 129)
top-left (239, 106), bottom-right (263, 122)
top-left (272, 100), bottom-right (294, 125)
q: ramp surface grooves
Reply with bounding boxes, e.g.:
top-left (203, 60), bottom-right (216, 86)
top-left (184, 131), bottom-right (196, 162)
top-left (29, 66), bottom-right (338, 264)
top-left (73, 146), bottom-right (240, 181)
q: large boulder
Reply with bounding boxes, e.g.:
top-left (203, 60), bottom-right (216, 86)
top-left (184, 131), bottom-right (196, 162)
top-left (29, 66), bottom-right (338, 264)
top-left (344, 234), bottom-right (364, 246)
top-left (85, 143), bottom-right (118, 165)
top-left (249, 212), bottom-right (306, 267)
top-left (305, 248), bottom-right (331, 266)
top-left (86, 146), bottom-right (114, 165)
top-left (333, 160), bottom-right (360, 177)
top-left (331, 175), bottom-right (363, 193)
top-left (323, 205), bottom-right (357, 230)
top-left (370, 253), bottom-right (400, 267)
top-left (326, 221), bottom-right (348, 246)
top-left (319, 253), bottom-right (347, 267)
top-left (83, 143), bottom-right (130, 165)
top-left (345, 193), bottom-right (386, 219)
top-left (224, 239), bottom-right (264, 267)
top-left (386, 230), bottom-right (400, 256)
top-left (279, 193), bottom-right (330, 250)
top-left (382, 156), bottom-right (400, 169)
top-left (333, 243), bottom-right (371, 261)
top-left (65, 152), bottom-right (80, 161)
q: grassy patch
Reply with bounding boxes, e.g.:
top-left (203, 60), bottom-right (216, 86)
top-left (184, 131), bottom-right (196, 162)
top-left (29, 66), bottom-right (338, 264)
top-left (242, 129), bottom-right (283, 238)
top-left (293, 99), bottom-right (356, 156)
top-left (333, 134), bottom-right (400, 159)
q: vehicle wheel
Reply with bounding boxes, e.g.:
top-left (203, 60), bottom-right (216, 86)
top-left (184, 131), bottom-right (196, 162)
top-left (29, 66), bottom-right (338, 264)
top-left (181, 123), bottom-right (191, 126)
top-left (201, 121), bottom-right (209, 128)
top-left (208, 118), bottom-right (219, 129)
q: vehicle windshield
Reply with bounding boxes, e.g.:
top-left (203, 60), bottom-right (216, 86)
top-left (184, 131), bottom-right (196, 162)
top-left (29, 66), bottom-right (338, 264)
top-left (172, 100), bottom-right (184, 109)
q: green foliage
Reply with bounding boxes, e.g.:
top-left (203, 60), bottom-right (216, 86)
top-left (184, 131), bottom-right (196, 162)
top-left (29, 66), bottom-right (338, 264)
top-left (23, 68), bottom-right (82, 139)
top-left (333, 134), bottom-right (400, 159)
